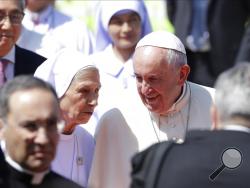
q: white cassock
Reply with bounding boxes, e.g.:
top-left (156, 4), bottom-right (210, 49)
top-left (17, 5), bottom-right (94, 58)
top-left (88, 81), bottom-right (215, 188)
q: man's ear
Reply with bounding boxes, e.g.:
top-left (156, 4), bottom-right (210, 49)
top-left (211, 105), bottom-right (219, 130)
top-left (178, 64), bottom-right (190, 85)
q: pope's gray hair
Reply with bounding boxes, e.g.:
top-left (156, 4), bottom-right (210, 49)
top-left (165, 49), bottom-right (187, 68)
top-left (215, 63), bottom-right (250, 122)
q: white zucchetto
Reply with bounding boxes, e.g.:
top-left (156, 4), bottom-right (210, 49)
top-left (136, 31), bottom-right (186, 54)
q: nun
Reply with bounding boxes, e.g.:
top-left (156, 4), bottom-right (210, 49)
top-left (85, 0), bottom-right (153, 135)
top-left (34, 49), bottom-right (101, 187)
top-left (92, 0), bottom-right (152, 89)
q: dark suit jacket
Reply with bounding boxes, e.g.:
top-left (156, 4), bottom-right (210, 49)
top-left (236, 17), bottom-right (250, 63)
top-left (0, 147), bottom-right (9, 188)
top-left (208, 0), bottom-right (250, 76)
top-left (14, 45), bottom-right (46, 76)
top-left (0, 148), bottom-right (83, 188)
top-left (131, 130), bottom-right (250, 188)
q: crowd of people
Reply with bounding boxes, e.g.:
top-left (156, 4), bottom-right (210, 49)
top-left (0, 0), bottom-right (250, 188)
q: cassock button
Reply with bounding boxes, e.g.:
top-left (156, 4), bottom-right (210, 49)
top-left (77, 157), bottom-right (84, 165)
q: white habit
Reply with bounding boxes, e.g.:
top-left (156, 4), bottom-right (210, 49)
top-left (52, 126), bottom-right (95, 187)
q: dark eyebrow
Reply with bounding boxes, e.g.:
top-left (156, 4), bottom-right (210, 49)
top-left (10, 10), bottom-right (23, 14)
top-left (0, 9), bottom-right (22, 13)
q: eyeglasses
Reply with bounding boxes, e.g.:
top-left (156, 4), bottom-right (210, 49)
top-left (0, 11), bottom-right (25, 25)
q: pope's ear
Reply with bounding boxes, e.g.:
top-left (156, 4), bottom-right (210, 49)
top-left (178, 64), bottom-right (190, 85)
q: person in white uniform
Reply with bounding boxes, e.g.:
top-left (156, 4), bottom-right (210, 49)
top-left (17, 0), bottom-right (94, 58)
top-left (34, 49), bottom-right (101, 187)
top-left (88, 31), bottom-right (215, 188)
top-left (85, 0), bottom-right (152, 135)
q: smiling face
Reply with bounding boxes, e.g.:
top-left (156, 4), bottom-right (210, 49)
top-left (59, 68), bottom-right (101, 127)
top-left (108, 11), bottom-right (142, 52)
top-left (0, 0), bottom-right (23, 56)
top-left (2, 88), bottom-right (60, 172)
top-left (133, 46), bottom-right (189, 115)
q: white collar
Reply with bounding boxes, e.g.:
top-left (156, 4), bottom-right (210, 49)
top-left (2, 46), bottom-right (15, 63)
top-left (0, 140), bottom-right (49, 185)
top-left (100, 45), bottom-right (134, 77)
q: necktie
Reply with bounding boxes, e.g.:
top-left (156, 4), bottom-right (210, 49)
top-left (0, 59), bottom-right (9, 87)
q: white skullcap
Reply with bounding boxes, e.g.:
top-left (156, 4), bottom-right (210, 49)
top-left (136, 31), bottom-right (186, 54)
top-left (34, 48), bottom-right (97, 98)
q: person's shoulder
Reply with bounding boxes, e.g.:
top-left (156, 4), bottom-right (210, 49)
top-left (94, 107), bottom-right (129, 137)
top-left (53, 8), bottom-right (72, 23)
top-left (188, 81), bottom-right (215, 92)
top-left (185, 130), bottom-right (214, 141)
top-left (45, 170), bottom-right (83, 188)
top-left (75, 126), bottom-right (94, 143)
top-left (15, 45), bottom-right (46, 62)
top-left (89, 51), bottom-right (111, 70)
top-left (188, 81), bottom-right (215, 99)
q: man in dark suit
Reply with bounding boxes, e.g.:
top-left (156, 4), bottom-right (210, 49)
top-left (131, 63), bottom-right (250, 188)
top-left (0, 0), bottom-right (45, 81)
top-left (0, 76), bottom-right (82, 188)
top-left (208, 0), bottom-right (250, 77)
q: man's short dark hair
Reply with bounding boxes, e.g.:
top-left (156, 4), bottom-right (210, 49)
top-left (0, 75), bottom-right (58, 119)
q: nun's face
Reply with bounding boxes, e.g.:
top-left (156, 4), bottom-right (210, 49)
top-left (108, 11), bottom-right (142, 51)
top-left (59, 68), bottom-right (101, 127)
